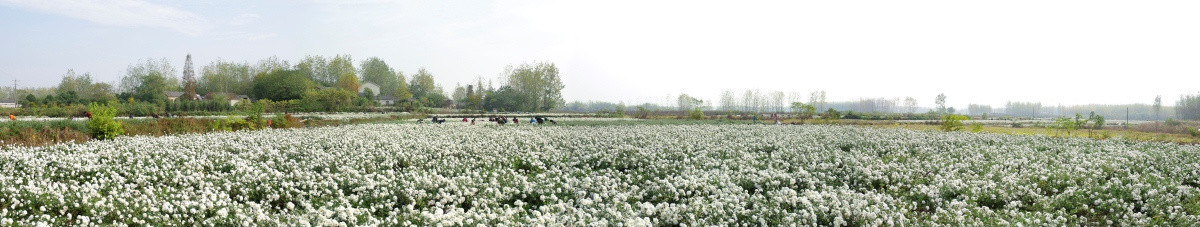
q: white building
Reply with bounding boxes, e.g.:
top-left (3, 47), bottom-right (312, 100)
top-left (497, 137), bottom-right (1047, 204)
top-left (376, 95), bottom-right (396, 106)
top-left (0, 100), bottom-right (18, 108)
top-left (359, 82), bottom-right (381, 95)
top-left (166, 91), bottom-right (185, 101)
top-left (205, 93), bottom-right (251, 106)
top-left (227, 95), bottom-right (250, 106)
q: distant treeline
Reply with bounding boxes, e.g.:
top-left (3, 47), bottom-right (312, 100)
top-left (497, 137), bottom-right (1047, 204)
top-left (2, 54), bottom-right (564, 115)
top-left (562, 91), bottom-right (1200, 121)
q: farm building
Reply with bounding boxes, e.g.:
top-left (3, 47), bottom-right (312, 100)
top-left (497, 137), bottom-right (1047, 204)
top-left (0, 100), bottom-right (19, 108)
top-left (226, 95), bottom-right (250, 106)
top-left (166, 91), bottom-right (185, 101)
top-left (359, 82), bottom-right (380, 95)
top-left (205, 93), bottom-right (250, 106)
top-left (376, 95), bottom-right (396, 106)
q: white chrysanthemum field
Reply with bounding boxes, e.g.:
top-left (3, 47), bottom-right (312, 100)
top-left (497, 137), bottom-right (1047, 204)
top-left (2, 122), bottom-right (1199, 226)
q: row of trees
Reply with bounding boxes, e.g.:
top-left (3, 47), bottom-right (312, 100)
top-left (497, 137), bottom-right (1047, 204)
top-left (571, 91), bottom-right (1185, 122)
top-left (11, 54), bottom-right (565, 114)
top-left (1177, 93), bottom-right (1200, 120)
top-left (714, 90), bottom-right (830, 113)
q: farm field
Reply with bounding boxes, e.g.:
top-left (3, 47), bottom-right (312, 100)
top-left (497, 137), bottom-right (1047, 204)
top-left (2, 121), bottom-right (1200, 226)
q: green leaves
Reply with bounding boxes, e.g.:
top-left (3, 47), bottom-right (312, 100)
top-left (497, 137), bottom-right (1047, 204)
top-left (86, 103), bottom-right (123, 140)
top-left (939, 114), bottom-right (968, 132)
top-left (251, 70), bottom-right (312, 101)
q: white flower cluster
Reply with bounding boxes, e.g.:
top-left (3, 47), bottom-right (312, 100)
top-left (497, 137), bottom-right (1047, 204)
top-left (1, 124), bottom-right (1198, 225)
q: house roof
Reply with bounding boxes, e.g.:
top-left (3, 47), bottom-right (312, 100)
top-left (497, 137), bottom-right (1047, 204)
top-left (0, 100), bottom-right (17, 104)
top-left (376, 95), bottom-right (395, 101)
top-left (206, 93), bottom-right (249, 100)
top-left (202, 93), bottom-right (249, 100)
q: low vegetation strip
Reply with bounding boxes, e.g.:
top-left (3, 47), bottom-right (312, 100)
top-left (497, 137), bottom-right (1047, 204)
top-left (1, 123), bottom-right (1199, 225)
top-left (0, 113), bottom-right (410, 147)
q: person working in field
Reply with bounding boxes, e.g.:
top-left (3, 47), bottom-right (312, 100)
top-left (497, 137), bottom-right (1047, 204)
top-left (8, 114), bottom-right (14, 121)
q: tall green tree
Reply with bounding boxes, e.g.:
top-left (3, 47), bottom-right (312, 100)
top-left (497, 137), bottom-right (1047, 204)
top-left (1177, 93), bottom-right (1200, 120)
top-left (1153, 95), bottom-right (1162, 121)
top-left (393, 71), bottom-right (412, 101)
top-left (120, 58), bottom-right (177, 94)
top-left (677, 93), bottom-right (703, 111)
top-left (483, 85), bottom-right (521, 112)
top-left (254, 56), bottom-right (290, 75)
top-left (935, 93), bottom-right (947, 114)
top-left (181, 54), bottom-right (198, 100)
top-left (504, 62), bottom-right (563, 112)
top-left (359, 57), bottom-right (399, 96)
top-left (55, 69), bottom-right (113, 103)
top-left (408, 68), bottom-right (446, 107)
top-left (295, 55), bottom-right (332, 86)
top-left (327, 55), bottom-right (355, 86)
top-left (199, 59), bottom-right (254, 96)
top-left (336, 72), bottom-right (360, 92)
top-left (791, 102), bottom-right (816, 123)
top-left (452, 83), bottom-right (467, 104)
top-left (133, 71), bottom-right (168, 104)
top-left (252, 70), bottom-right (312, 101)
top-left (56, 69), bottom-right (91, 97)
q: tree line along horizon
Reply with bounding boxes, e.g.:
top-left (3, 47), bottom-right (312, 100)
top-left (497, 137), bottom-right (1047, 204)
top-left (2, 54), bottom-right (565, 116)
top-left (559, 91), bottom-right (1200, 121)
top-left (1, 53), bottom-right (1198, 121)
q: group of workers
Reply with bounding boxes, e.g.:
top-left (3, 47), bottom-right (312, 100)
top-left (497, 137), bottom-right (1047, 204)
top-left (420, 116), bottom-right (557, 125)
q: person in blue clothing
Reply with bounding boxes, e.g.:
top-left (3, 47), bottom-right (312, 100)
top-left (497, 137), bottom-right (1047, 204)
top-left (530, 118), bottom-right (536, 124)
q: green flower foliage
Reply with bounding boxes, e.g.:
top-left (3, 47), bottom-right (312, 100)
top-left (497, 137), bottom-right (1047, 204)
top-left (940, 114), bottom-right (968, 132)
top-left (85, 103), bottom-right (124, 140)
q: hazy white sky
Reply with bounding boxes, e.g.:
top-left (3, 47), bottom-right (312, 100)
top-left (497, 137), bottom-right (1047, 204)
top-left (1, 0), bottom-right (1197, 108)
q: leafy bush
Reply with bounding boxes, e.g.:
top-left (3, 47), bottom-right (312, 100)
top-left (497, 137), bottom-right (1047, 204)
top-left (843, 111), bottom-right (861, 120)
top-left (300, 88), bottom-right (356, 112)
top-left (939, 114), bottom-right (968, 132)
top-left (270, 113), bottom-right (302, 129)
top-left (1053, 116), bottom-right (1078, 131)
top-left (635, 106), bottom-right (650, 119)
top-left (969, 123), bottom-right (984, 133)
top-left (687, 108), bottom-right (705, 120)
top-left (86, 103), bottom-right (124, 140)
top-left (1088, 112), bottom-right (1105, 129)
top-left (822, 108), bottom-right (841, 121)
top-left (117, 101), bottom-right (163, 117)
top-left (1166, 118), bottom-right (1182, 126)
top-left (216, 116), bottom-right (253, 131)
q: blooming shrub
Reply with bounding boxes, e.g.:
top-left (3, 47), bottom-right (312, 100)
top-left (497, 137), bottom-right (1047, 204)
top-left (1, 123), bottom-right (1199, 226)
top-left (939, 114), bottom-right (968, 132)
top-left (85, 103), bottom-right (123, 140)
